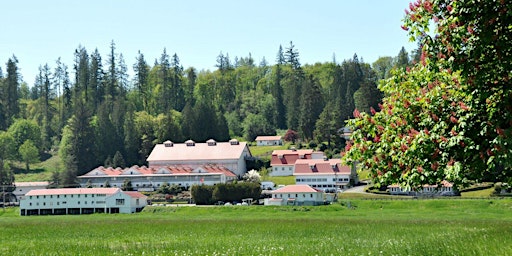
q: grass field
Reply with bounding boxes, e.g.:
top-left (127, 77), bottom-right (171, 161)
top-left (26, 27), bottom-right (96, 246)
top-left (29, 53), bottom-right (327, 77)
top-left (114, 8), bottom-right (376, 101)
top-left (1, 199), bottom-right (512, 255)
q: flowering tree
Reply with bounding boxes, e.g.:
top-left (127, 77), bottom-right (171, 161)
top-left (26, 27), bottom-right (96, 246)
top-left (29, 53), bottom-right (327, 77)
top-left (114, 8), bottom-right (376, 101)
top-left (343, 0), bottom-right (512, 190)
top-left (243, 169), bottom-right (261, 183)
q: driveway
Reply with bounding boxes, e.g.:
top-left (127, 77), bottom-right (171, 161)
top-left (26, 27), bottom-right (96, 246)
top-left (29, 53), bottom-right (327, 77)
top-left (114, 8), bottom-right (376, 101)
top-left (342, 183), bottom-right (368, 193)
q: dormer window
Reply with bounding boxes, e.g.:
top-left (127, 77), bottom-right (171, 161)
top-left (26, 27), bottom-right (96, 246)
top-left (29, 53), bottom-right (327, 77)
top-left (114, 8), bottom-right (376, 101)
top-left (299, 154), bottom-right (305, 159)
top-left (185, 140), bottom-right (195, 146)
top-left (229, 139), bottom-right (239, 145)
top-left (207, 139), bottom-right (217, 146)
top-left (309, 164), bottom-right (315, 170)
top-left (164, 140), bottom-right (173, 147)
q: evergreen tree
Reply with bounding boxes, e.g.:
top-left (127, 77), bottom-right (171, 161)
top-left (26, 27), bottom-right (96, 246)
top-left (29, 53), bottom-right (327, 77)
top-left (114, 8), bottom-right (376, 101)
top-left (395, 46), bottom-right (410, 70)
top-left (73, 46), bottom-right (90, 108)
top-left (298, 75), bottom-right (324, 141)
top-left (106, 40), bottom-right (118, 101)
top-left (112, 151), bottom-right (125, 168)
top-left (184, 67), bottom-right (197, 106)
top-left (133, 51), bottom-right (150, 112)
top-left (171, 53), bottom-right (185, 111)
top-left (1, 56), bottom-right (20, 130)
top-left (272, 45), bottom-right (287, 129)
top-left (89, 49), bottom-right (104, 112)
top-left (157, 48), bottom-right (172, 113)
top-left (123, 109), bottom-right (139, 166)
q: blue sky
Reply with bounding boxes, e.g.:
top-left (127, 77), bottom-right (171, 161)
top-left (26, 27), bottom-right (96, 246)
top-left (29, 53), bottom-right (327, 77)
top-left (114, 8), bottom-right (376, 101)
top-left (1, 0), bottom-right (416, 86)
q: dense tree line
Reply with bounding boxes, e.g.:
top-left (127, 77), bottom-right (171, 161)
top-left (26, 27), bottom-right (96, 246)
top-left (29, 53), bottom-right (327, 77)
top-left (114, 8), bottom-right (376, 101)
top-left (0, 41), bottom-right (409, 187)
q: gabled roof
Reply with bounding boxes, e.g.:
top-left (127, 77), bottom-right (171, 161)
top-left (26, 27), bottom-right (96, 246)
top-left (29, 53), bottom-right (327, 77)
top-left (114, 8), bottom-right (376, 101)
top-left (25, 188), bottom-right (121, 196)
top-left (270, 149), bottom-right (315, 165)
top-left (271, 184), bottom-right (322, 194)
top-left (124, 191), bottom-right (148, 199)
top-left (77, 165), bottom-right (237, 178)
top-left (294, 159), bottom-right (352, 175)
top-left (255, 135), bottom-right (282, 141)
top-left (146, 140), bottom-right (250, 162)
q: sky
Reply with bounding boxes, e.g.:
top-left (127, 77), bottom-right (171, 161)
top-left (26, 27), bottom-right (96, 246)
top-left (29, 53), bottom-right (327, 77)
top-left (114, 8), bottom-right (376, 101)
top-left (1, 0), bottom-right (417, 87)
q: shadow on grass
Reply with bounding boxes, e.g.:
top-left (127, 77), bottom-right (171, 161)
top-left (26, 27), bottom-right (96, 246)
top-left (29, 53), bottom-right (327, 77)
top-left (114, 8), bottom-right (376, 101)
top-left (13, 167), bottom-right (46, 174)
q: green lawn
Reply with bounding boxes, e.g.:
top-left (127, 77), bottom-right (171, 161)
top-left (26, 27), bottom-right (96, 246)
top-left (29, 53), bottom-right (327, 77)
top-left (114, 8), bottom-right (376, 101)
top-left (1, 199), bottom-right (512, 255)
top-left (13, 154), bottom-right (61, 182)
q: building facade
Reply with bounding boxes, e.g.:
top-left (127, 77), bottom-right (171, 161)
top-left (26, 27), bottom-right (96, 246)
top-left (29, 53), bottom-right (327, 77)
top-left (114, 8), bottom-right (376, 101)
top-left (255, 136), bottom-right (283, 146)
top-left (294, 158), bottom-right (358, 192)
top-left (270, 149), bottom-right (324, 176)
top-left (264, 185), bottom-right (326, 206)
top-left (19, 188), bottom-right (147, 216)
top-left (77, 165), bottom-right (237, 191)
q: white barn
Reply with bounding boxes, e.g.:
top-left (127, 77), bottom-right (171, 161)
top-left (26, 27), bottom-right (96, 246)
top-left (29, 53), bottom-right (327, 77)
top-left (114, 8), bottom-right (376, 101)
top-left (146, 139), bottom-right (251, 177)
top-left (19, 188), bottom-right (147, 216)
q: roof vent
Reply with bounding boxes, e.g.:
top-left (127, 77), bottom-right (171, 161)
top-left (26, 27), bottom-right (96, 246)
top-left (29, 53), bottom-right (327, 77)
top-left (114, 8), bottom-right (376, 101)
top-left (290, 147), bottom-right (297, 151)
top-left (207, 139), bottom-right (217, 146)
top-left (185, 139), bottom-right (195, 146)
top-left (164, 140), bottom-right (173, 147)
top-left (229, 139), bottom-right (239, 145)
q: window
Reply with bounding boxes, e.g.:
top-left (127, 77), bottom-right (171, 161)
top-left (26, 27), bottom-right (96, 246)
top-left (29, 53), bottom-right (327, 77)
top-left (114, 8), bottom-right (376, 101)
top-left (85, 194), bottom-right (87, 198)
top-left (44, 195), bottom-right (46, 199)
top-left (30, 196), bottom-right (32, 199)
top-left (78, 201), bottom-right (80, 205)
top-left (116, 199), bottom-right (125, 205)
top-left (29, 202), bottom-right (32, 206)
top-left (37, 196), bottom-right (39, 199)
top-left (310, 194), bottom-right (313, 198)
top-left (50, 195), bottom-right (53, 198)
top-left (136, 199), bottom-right (140, 205)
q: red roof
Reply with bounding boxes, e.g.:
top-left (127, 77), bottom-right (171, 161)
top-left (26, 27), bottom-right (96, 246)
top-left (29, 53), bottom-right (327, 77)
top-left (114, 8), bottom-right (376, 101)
top-left (255, 136), bottom-right (282, 141)
top-left (294, 159), bottom-right (352, 175)
top-left (26, 188), bottom-right (121, 196)
top-left (124, 191), bottom-right (148, 199)
top-left (270, 149), bottom-right (314, 166)
top-left (79, 165), bottom-right (237, 178)
top-left (271, 185), bottom-right (322, 194)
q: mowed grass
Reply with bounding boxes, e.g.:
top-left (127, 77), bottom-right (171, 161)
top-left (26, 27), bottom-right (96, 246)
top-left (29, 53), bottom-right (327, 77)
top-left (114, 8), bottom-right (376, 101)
top-left (1, 199), bottom-right (512, 255)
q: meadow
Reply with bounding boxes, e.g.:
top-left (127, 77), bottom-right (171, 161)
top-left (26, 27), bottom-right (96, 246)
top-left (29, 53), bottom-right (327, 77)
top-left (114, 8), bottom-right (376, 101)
top-left (1, 199), bottom-right (512, 255)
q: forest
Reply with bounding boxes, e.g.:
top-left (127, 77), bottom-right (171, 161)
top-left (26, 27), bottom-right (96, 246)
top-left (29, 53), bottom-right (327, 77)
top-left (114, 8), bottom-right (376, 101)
top-left (0, 40), bottom-right (412, 188)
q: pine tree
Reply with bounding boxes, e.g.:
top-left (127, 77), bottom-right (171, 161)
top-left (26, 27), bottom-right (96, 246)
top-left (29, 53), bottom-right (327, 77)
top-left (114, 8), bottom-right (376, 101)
top-left (2, 56), bottom-right (20, 130)
top-left (272, 45), bottom-right (287, 129)
top-left (133, 51), bottom-right (150, 112)
top-left (89, 49), bottom-right (104, 112)
top-left (298, 75), bottom-right (324, 141)
top-left (171, 53), bottom-right (185, 111)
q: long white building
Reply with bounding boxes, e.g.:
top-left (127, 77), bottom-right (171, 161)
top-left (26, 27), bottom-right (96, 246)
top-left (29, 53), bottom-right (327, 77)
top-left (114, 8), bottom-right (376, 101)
top-left (20, 188), bottom-right (147, 216)
top-left (77, 164), bottom-right (237, 191)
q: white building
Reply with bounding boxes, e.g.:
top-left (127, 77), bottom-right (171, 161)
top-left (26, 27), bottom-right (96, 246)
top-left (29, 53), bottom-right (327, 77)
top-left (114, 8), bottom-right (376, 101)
top-left (264, 185), bottom-right (326, 206)
top-left (13, 181), bottom-right (49, 199)
top-left (255, 136), bottom-right (283, 146)
top-left (270, 149), bottom-right (324, 176)
top-left (294, 158), bottom-right (358, 192)
top-left (77, 164), bottom-right (237, 190)
top-left (19, 188), bottom-right (147, 216)
top-left (388, 181), bottom-right (456, 196)
top-left (146, 139), bottom-right (251, 177)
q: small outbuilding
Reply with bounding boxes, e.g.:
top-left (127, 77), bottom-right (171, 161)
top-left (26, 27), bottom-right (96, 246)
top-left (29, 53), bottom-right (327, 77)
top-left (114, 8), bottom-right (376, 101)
top-left (264, 184), bottom-right (326, 206)
top-left (255, 136), bottom-right (283, 146)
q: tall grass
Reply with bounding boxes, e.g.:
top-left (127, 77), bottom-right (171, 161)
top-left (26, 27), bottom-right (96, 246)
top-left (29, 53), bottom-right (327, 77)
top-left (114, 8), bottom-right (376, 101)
top-left (1, 199), bottom-right (512, 255)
